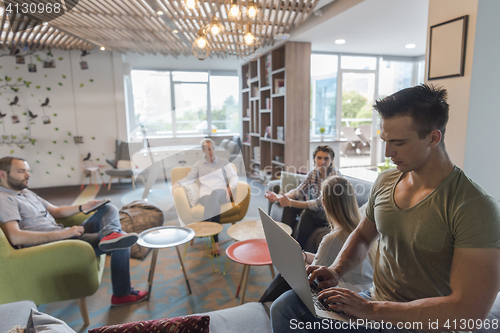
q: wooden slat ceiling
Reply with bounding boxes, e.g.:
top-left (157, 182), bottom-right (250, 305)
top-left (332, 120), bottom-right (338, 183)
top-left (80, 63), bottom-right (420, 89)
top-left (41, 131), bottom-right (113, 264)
top-left (0, 0), bottom-right (320, 58)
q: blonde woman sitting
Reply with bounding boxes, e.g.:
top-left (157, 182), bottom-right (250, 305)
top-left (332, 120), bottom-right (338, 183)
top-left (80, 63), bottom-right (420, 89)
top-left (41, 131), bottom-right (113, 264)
top-left (260, 176), bottom-right (375, 302)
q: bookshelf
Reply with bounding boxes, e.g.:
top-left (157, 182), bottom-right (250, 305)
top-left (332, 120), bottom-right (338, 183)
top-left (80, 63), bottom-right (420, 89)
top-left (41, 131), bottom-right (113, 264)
top-left (241, 42), bottom-right (311, 180)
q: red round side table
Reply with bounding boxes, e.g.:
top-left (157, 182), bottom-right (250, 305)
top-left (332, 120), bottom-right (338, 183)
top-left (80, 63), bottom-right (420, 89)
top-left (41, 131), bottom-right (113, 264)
top-left (226, 239), bottom-right (275, 304)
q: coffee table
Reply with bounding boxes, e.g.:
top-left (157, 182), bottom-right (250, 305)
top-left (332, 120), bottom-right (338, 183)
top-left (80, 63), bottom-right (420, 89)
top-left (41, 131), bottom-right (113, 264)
top-left (185, 222), bottom-right (224, 273)
top-left (227, 220), bottom-right (292, 241)
top-left (226, 239), bottom-right (275, 305)
top-left (137, 226), bottom-right (195, 298)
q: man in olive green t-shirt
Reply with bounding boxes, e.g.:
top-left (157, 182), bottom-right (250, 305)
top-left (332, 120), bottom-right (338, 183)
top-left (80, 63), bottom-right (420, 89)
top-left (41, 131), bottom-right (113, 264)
top-left (270, 84), bottom-right (500, 332)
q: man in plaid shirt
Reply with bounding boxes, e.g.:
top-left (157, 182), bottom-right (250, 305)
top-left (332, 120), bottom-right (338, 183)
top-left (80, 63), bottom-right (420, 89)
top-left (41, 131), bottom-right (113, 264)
top-left (265, 145), bottom-right (340, 247)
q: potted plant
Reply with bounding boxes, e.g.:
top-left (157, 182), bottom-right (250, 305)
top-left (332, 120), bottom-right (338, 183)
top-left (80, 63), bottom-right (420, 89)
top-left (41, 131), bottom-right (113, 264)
top-left (319, 127), bottom-right (326, 141)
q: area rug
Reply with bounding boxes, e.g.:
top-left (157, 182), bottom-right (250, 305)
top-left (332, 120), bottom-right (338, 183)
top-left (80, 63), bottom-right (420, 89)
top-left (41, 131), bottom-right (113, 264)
top-left (38, 217), bottom-right (272, 332)
top-left (120, 183), bottom-right (174, 212)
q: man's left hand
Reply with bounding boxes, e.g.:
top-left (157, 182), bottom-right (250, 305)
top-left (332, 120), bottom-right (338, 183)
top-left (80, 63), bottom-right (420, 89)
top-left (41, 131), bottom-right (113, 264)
top-left (80, 200), bottom-right (103, 213)
top-left (277, 192), bottom-right (291, 207)
top-left (318, 287), bottom-right (374, 319)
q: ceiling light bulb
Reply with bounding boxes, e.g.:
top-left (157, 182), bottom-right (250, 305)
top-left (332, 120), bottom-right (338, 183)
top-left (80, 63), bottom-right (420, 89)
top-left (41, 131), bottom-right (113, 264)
top-left (196, 36), bottom-right (207, 49)
top-left (335, 39), bottom-right (346, 44)
top-left (405, 43), bottom-right (416, 49)
top-left (244, 32), bottom-right (255, 45)
top-left (100, 46), bottom-right (105, 51)
top-left (42, 22), bottom-right (48, 25)
top-left (230, 4), bottom-right (240, 17)
top-left (157, 10), bottom-right (163, 15)
top-left (211, 25), bottom-right (220, 35)
top-left (173, 29), bottom-right (179, 34)
top-left (185, 0), bottom-right (197, 9)
top-left (209, 17), bottom-right (223, 36)
top-left (247, 1), bottom-right (258, 19)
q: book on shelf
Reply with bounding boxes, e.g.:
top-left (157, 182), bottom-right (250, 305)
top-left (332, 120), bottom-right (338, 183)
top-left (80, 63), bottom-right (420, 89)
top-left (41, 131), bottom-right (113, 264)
top-left (277, 126), bottom-right (284, 141)
top-left (274, 78), bottom-right (285, 94)
top-left (265, 97), bottom-right (270, 109)
top-left (253, 146), bottom-right (261, 161)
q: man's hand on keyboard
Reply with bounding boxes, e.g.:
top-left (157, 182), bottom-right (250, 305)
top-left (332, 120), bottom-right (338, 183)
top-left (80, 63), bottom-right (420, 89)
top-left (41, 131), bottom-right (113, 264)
top-left (306, 265), bottom-right (340, 289)
top-left (318, 287), bottom-right (373, 319)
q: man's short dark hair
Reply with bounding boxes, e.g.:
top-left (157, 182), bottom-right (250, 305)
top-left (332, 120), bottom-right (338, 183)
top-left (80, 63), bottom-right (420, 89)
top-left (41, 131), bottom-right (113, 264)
top-left (0, 156), bottom-right (26, 174)
top-left (313, 145), bottom-right (335, 161)
top-left (374, 84), bottom-right (449, 139)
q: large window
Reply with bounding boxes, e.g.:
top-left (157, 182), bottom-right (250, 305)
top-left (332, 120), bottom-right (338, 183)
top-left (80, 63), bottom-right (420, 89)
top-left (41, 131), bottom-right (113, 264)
top-left (128, 70), bottom-right (238, 140)
top-left (378, 58), bottom-right (414, 98)
top-left (310, 54), bottom-right (338, 138)
top-left (311, 53), bottom-right (424, 168)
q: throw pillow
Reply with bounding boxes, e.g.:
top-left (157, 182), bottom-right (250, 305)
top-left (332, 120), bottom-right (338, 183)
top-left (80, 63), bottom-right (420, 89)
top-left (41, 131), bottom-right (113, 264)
top-left (116, 160), bottom-right (132, 169)
top-left (280, 172), bottom-right (304, 193)
top-left (88, 315), bottom-right (210, 333)
top-left (7, 326), bottom-right (25, 333)
top-left (219, 139), bottom-right (230, 149)
top-left (26, 309), bottom-right (76, 333)
top-left (183, 182), bottom-right (200, 207)
top-left (226, 141), bottom-right (238, 154)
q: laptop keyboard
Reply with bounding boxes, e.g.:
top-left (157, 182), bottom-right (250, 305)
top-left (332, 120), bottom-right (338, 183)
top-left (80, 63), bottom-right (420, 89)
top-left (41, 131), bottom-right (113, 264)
top-left (311, 280), bottom-right (345, 314)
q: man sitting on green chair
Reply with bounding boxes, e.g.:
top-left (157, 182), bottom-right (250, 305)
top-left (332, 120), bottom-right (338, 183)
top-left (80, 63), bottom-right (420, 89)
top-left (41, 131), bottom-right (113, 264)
top-left (0, 156), bottom-right (148, 306)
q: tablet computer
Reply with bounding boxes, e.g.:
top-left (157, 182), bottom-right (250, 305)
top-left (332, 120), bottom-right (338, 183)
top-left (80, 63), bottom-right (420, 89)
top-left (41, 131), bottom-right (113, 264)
top-left (83, 199), bottom-right (111, 214)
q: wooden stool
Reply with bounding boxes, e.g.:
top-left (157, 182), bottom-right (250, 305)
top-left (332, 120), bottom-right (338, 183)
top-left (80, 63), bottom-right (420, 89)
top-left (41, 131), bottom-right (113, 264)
top-left (225, 220), bottom-right (291, 275)
top-left (226, 239), bottom-right (274, 305)
top-left (227, 220), bottom-right (292, 241)
top-left (81, 166), bottom-right (106, 191)
top-left (185, 222), bottom-right (223, 273)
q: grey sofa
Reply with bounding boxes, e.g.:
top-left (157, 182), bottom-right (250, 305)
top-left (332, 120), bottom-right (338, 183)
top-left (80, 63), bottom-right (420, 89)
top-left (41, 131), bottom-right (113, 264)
top-left (267, 173), bottom-right (373, 252)
top-left (0, 300), bottom-right (272, 333)
top-left (0, 300), bottom-right (35, 332)
top-left (4, 298), bottom-right (500, 333)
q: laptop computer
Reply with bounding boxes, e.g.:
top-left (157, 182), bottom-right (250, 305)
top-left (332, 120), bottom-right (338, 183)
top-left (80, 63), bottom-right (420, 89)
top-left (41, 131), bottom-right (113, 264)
top-left (259, 207), bottom-right (358, 322)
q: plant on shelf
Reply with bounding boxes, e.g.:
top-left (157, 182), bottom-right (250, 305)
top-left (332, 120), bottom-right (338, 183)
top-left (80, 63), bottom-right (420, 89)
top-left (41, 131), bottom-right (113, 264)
top-left (319, 127), bottom-right (325, 141)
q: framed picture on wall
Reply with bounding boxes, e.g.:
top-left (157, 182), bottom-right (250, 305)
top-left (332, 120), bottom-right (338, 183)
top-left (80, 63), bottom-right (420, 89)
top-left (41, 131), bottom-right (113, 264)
top-left (428, 15), bottom-right (468, 80)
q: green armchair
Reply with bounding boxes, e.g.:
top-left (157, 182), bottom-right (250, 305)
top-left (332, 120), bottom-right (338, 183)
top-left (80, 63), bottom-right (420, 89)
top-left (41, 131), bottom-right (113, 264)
top-left (0, 213), bottom-right (105, 326)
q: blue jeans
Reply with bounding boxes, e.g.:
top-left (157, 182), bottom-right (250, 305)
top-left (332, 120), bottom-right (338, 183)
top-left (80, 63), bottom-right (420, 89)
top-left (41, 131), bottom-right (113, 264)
top-left (270, 290), bottom-right (422, 333)
top-left (77, 204), bottom-right (132, 297)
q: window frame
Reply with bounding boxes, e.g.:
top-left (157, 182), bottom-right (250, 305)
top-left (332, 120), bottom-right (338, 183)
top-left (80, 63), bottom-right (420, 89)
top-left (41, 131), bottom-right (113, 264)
top-left (127, 68), bottom-right (238, 141)
top-left (310, 52), bottom-right (423, 141)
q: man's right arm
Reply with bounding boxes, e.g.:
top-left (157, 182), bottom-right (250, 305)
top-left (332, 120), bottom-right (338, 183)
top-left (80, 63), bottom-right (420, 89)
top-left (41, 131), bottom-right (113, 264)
top-left (0, 221), bottom-right (84, 247)
top-left (174, 163), bottom-right (200, 187)
top-left (307, 216), bottom-right (379, 288)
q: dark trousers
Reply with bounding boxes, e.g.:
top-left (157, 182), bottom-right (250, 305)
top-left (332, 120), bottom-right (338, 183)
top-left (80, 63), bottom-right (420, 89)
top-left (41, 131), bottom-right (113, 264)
top-left (259, 273), bottom-right (291, 303)
top-left (293, 209), bottom-right (328, 249)
top-left (281, 206), bottom-right (303, 232)
top-left (199, 189), bottom-right (229, 242)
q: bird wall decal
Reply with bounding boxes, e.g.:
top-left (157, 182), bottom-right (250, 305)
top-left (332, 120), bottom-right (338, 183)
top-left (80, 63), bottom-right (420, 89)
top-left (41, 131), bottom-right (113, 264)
top-left (41, 97), bottom-right (50, 107)
top-left (83, 152), bottom-right (91, 161)
top-left (9, 96), bottom-right (19, 106)
top-left (28, 110), bottom-right (38, 120)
